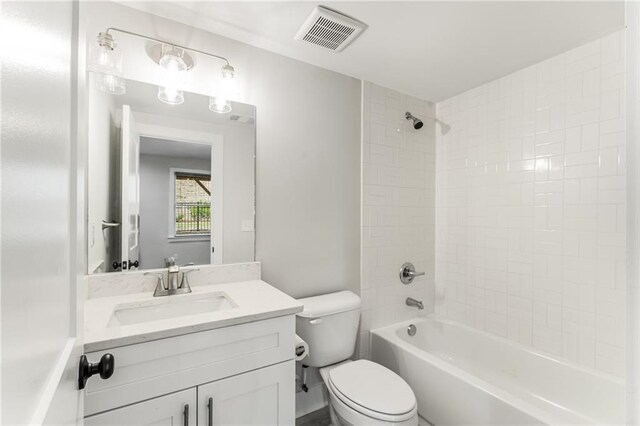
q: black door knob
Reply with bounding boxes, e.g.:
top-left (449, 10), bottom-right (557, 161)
top-left (78, 353), bottom-right (115, 389)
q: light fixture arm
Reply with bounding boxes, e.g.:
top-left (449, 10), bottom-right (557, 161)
top-left (105, 27), bottom-right (231, 66)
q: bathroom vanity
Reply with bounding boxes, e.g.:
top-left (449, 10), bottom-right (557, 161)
top-left (81, 67), bottom-right (282, 425)
top-left (81, 62), bottom-right (292, 424)
top-left (82, 265), bottom-right (302, 425)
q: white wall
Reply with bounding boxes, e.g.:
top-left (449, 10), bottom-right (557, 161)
top-left (222, 124), bottom-right (255, 264)
top-left (435, 30), bottom-right (626, 377)
top-left (139, 153), bottom-right (211, 269)
top-left (1, 1), bottom-right (76, 423)
top-left (83, 2), bottom-right (361, 298)
top-left (360, 81), bottom-right (436, 359)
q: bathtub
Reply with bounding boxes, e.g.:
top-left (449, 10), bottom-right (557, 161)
top-left (371, 318), bottom-right (624, 425)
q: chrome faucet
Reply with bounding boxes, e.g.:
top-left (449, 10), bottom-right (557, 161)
top-left (166, 264), bottom-right (181, 291)
top-left (145, 263), bottom-right (198, 297)
top-left (406, 297), bottom-right (424, 310)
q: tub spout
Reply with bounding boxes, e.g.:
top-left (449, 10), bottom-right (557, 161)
top-left (406, 297), bottom-right (424, 310)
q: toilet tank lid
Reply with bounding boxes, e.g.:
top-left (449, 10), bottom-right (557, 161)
top-left (297, 291), bottom-right (361, 318)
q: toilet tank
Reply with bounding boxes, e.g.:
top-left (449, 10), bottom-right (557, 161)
top-left (296, 291), bottom-right (361, 367)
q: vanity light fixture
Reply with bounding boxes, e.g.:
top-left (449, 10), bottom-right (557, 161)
top-left (221, 63), bottom-right (235, 79)
top-left (88, 32), bottom-right (125, 95)
top-left (89, 28), bottom-right (237, 113)
top-left (156, 45), bottom-right (188, 105)
top-left (158, 86), bottom-right (184, 105)
top-left (209, 64), bottom-right (235, 113)
top-left (209, 96), bottom-right (232, 114)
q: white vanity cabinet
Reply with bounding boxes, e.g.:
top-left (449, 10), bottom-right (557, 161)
top-left (197, 362), bottom-right (294, 426)
top-left (83, 315), bottom-right (296, 425)
top-left (85, 389), bottom-right (197, 426)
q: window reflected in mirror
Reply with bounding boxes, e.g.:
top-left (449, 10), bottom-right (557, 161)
top-left (173, 172), bottom-right (212, 237)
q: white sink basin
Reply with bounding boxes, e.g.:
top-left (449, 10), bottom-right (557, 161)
top-left (108, 292), bottom-right (236, 327)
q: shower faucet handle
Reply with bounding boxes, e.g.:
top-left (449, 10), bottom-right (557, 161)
top-left (400, 262), bottom-right (425, 285)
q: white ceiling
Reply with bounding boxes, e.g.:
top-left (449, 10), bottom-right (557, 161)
top-left (140, 136), bottom-right (212, 159)
top-left (119, 1), bottom-right (624, 102)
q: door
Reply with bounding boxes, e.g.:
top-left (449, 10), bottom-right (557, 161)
top-left (197, 361), bottom-right (295, 426)
top-left (121, 105), bottom-right (141, 270)
top-left (1, 0), bottom-right (85, 424)
top-left (85, 388), bottom-right (196, 426)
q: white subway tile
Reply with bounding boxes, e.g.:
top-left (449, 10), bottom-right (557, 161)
top-left (600, 90), bottom-right (622, 121)
top-left (432, 31), bottom-right (625, 377)
top-left (581, 123), bottom-right (599, 150)
top-left (599, 147), bottom-right (619, 176)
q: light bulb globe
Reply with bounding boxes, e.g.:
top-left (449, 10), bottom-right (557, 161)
top-left (158, 86), bottom-right (184, 105)
top-left (159, 54), bottom-right (187, 73)
top-left (209, 96), bottom-right (232, 114)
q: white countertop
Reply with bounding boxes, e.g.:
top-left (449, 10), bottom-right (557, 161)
top-left (84, 280), bottom-right (303, 352)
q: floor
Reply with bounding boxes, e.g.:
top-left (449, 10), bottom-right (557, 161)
top-left (296, 405), bottom-right (432, 426)
top-left (296, 406), bottom-right (331, 426)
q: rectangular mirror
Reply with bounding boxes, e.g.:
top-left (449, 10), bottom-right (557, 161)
top-left (87, 77), bottom-right (255, 274)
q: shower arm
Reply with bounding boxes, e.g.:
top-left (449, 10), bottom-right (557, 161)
top-left (105, 27), bottom-right (231, 66)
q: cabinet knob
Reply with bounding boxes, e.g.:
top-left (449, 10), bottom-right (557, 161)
top-left (78, 353), bottom-right (115, 389)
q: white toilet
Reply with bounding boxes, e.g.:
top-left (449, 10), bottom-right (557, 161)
top-left (296, 291), bottom-right (418, 426)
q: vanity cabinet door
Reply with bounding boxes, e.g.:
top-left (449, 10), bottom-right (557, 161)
top-left (198, 361), bottom-right (295, 426)
top-left (85, 388), bottom-right (196, 426)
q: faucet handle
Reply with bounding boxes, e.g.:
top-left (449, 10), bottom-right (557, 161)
top-left (180, 268), bottom-right (199, 291)
top-left (399, 262), bottom-right (425, 285)
top-left (145, 272), bottom-right (167, 296)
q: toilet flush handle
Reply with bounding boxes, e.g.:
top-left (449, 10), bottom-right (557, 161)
top-left (309, 318), bottom-right (323, 325)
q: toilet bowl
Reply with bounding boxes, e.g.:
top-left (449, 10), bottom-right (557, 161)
top-left (319, 360), bottom-right (418, 426)
top-left (295, 291), bottom-right (418, 426)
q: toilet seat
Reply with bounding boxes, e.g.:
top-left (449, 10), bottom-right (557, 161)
top-left (326, 360), bottom-right (417, 422)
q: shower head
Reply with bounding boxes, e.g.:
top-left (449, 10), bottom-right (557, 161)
top-left (405, 112), bottom-right (423, 130)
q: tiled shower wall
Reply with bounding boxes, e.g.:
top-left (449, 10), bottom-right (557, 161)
top-left (360, 81), bottom-right (436, 359)
top-left (435, 30), bottom-right (626, 376)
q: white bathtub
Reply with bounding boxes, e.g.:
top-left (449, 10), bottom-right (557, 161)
top-left (371, 318), bottom-right (624, 425)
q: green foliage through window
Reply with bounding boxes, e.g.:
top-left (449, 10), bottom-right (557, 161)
top-left (174, 172), bottom-right (211, 235)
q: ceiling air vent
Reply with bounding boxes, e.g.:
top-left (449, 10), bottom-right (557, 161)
top-left (230, 115), bottom-right (255, 125)
top-left (294, 6), bottom-right (367, 52)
